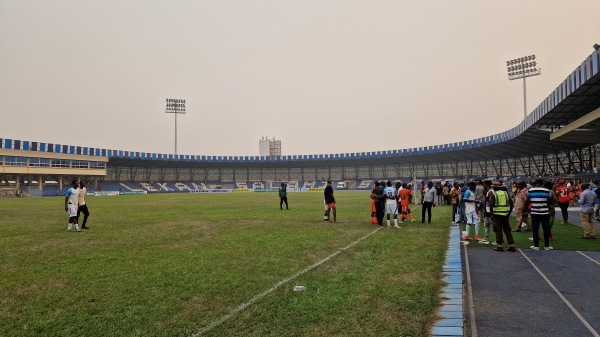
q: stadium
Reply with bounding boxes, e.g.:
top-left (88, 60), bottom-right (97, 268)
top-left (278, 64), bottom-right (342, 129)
top-left (2, 0), bottom-right (600, 330)
top-left (1, 48), bottom-right (599, 196)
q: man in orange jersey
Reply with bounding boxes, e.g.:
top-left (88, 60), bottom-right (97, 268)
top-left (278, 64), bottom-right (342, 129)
top-left (399, 183), bottom-right (415, 222)
top-left (370, 181), bottom-right (378, 225)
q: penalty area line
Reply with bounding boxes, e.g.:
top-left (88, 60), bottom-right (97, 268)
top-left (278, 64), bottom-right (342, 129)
top-left (189, 227), bottom-right (382, 337)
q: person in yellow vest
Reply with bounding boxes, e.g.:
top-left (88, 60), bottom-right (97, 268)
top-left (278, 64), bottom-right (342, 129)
top-left (485, 181), bottom-right (515, 252)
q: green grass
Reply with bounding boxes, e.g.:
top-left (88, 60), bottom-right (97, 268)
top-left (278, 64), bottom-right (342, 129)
top-left (0, 193), bottom-right (452, 337)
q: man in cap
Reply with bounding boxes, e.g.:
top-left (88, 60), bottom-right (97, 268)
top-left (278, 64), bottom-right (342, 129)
top-left (486, 181), bottom-right (515, 252)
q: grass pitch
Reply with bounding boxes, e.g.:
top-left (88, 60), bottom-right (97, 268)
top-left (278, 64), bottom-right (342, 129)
top-left (0, 192), bottom-right (451, 337)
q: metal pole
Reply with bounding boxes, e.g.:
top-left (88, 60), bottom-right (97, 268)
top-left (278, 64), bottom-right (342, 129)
top-left (175, 112), bottom-right (178, 155)
top-left (522, 76), bottom-right (527, 120)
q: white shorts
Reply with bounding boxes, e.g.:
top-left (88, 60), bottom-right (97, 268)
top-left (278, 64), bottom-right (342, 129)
top-left (466, 211), bottom-right (479, 225)
top-left (386, 203), bottom-right (398, 215)
top-left (67, 204), bottom-right (78, 217)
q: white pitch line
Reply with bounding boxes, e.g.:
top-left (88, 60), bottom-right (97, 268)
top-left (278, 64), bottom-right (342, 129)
top-left (189, 228), bottom-right (382, 337)
top-left (577, 251), bottom-right (600, 266)
top-left (519, 249), bottom-right (600, 337)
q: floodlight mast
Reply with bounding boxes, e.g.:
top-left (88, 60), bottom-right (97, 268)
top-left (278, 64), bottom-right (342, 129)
top-left (165, 98), bottom-right (187, 155)
top-left (506, 55), bottom-right (541, 120)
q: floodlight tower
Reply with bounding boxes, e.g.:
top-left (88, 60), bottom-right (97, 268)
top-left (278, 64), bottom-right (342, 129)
top-left (165, 98), bottom-right (187, 155)
top-left (506, 55), bottom-right (541, 120)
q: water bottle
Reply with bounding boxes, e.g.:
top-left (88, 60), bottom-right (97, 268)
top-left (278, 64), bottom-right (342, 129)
top-left (293, 286), bottom-right (306, 291)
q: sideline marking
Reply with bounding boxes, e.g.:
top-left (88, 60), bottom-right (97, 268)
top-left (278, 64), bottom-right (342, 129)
top-left (519, 249), bottom-right (600, 337)
top-left (189, 228), bottom-right (382, 337)
top-left (577, 251), bottom-right (600, 266)
top-left (463, 243), bottom-right (478, 337)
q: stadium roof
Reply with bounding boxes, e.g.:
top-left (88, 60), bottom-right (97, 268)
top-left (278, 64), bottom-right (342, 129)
top-left (1, 49), bottom-right (599, 169)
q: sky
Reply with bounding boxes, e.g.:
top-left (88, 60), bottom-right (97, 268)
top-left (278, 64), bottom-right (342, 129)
top-left (1, 0), bottom-right (599, 157)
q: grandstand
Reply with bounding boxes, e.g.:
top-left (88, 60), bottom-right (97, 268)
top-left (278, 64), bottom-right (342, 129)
top-left (1, 48), bottom-right (599, 196)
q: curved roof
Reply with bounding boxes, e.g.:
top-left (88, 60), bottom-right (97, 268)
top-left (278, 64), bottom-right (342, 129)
top-left (2, 50), bottom-right (599, 169)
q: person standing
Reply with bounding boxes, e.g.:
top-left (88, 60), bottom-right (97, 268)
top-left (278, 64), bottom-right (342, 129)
top-left (487, 181), bottom-right (515, 252)
top-left (370, 182), bottom-right (378, 225)
top-left (399, 183), bottom-right (415, 222)
top-left (324, 181), bottom-right (336, 223)
top-left (543, 181), bottom-right (557, 241)
top-left (592, 180), bottom-right (600, 222)
top-left (383, 181), bottom-right (400, 228)
top-left (450, 183), bottom-right (460, 224)
top-left (373, 181), bottom-right (386, 226)
top-left (77, 181), bottom-right (90, 229)
top-left (556, 179), bottom-right (570, 224)
top-left (421, 181), bottom-right (437, 224)
top-left (65, 180), bottom-right (81, 232)
top-left (462, 182), bottom-right (480, 241)
top-left (279, 182), bottom-right (288, 210)
top-left (525, 179), bottom-right (554, 250)
top-left (579, 183), bottom-right (597, 239)
top-left (512, 181), bottom-right (531, 232)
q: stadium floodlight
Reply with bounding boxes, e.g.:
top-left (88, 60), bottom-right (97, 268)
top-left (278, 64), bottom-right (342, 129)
top-left (165, 98), bottom-right (187, 155)
top-left (506, 54), bottom-right (541, 120)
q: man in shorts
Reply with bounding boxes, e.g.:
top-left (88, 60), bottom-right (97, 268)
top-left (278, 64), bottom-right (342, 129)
top-left (383, 181), bottom-right (400, 228)
top-left (324, 181), bottom-right (337, 223)
top-left (65, 180), bottom-right (81, 232)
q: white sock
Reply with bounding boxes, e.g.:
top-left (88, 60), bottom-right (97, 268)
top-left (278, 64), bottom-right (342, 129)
top-left (67, 223), bottom-right (72, 230)
top-left (394, 219), bottom-right (398, 226)
top-left (474, 223), bottom-right (480, 237)
top-left (465, 224), bottom-right (471, 236)
top-left (75, 224), bottom-right (80, 231)
top-left (387, 220), bottom-right (390, 226)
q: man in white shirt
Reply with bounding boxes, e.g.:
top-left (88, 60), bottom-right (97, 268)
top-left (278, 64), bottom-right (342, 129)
top-left (384, 181), bottom-right (400, 228)
top-left (64, 180), bottom-right (81, 232)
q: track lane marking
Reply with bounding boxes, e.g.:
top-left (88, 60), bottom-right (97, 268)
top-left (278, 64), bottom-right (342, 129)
top-left (577, 251), bottom-right (600, 266)
top-left (463, 243), bottom-right (478, 337)
top-left (519, 249), bottom-right (600, 337)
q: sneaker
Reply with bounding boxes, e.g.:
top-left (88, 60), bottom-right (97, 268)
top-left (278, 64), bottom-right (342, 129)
top-left (387, 225), bottom-right (393, 228)
top-left (530, 246), bottom-right (539, 250)
top-left (394, 225), bottom-right (402, 229)
top-left (544, 246), bottom-right (554, 250)
top-left (463, 235), bottom-right (472, 241)
top-left (82, 226), bottom-right (90, 230)
top-left (591, 236), bottom-right (597, 240)
top-left (579, 236), bottom-right (590, 240)
top-left (478, 240), bottom-right (489, 245)
top-left (410, 219), bottom-right (416, 223)
top-left (494, 247), bottom-right (504, 252)
top-left (492, 241), bottom-right (498, 246)
top-left (507, 247), bottom-right (516, 252)
top-left (475, 236), bottom-right (483, 241)
top-left (512, 229), bottom-right (522, 232)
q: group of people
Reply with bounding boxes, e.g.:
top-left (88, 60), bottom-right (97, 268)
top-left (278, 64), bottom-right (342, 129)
top-left (456, 178), bottom-right (600, 251)
top-left (64, 180), bottom-right (90, 232)
top-left (369, 180), bottom-right (437, 227)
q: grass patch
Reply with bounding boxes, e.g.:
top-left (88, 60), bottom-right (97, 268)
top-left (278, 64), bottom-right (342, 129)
top-left (1, 193), bottom-right (451, 336)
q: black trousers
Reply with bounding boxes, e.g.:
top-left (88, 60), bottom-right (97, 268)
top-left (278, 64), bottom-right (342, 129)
top-left (558, 202), bottom-right (569, 222)
top-left (531, 214), bottom-right (551, 248)
top-left (375, 202), bottom-right (385, 226)
top-left (422, 202), bottom-right (433, 223)
top-left (280, 197), bottom-right (288, 210)
top-left (77, 204), bottom-right (90, 226)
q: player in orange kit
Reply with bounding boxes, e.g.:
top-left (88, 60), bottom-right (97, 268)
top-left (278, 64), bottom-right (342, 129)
top-left (398, 183), bottom-right (415, 222)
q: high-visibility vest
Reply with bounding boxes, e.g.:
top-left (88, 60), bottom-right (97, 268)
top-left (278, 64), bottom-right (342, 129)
top-left (493, 190), bottom-right (511, 216)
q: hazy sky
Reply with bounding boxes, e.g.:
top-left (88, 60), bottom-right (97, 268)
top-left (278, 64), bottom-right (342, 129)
top-left (1, 0), bottom-right (599, 157)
